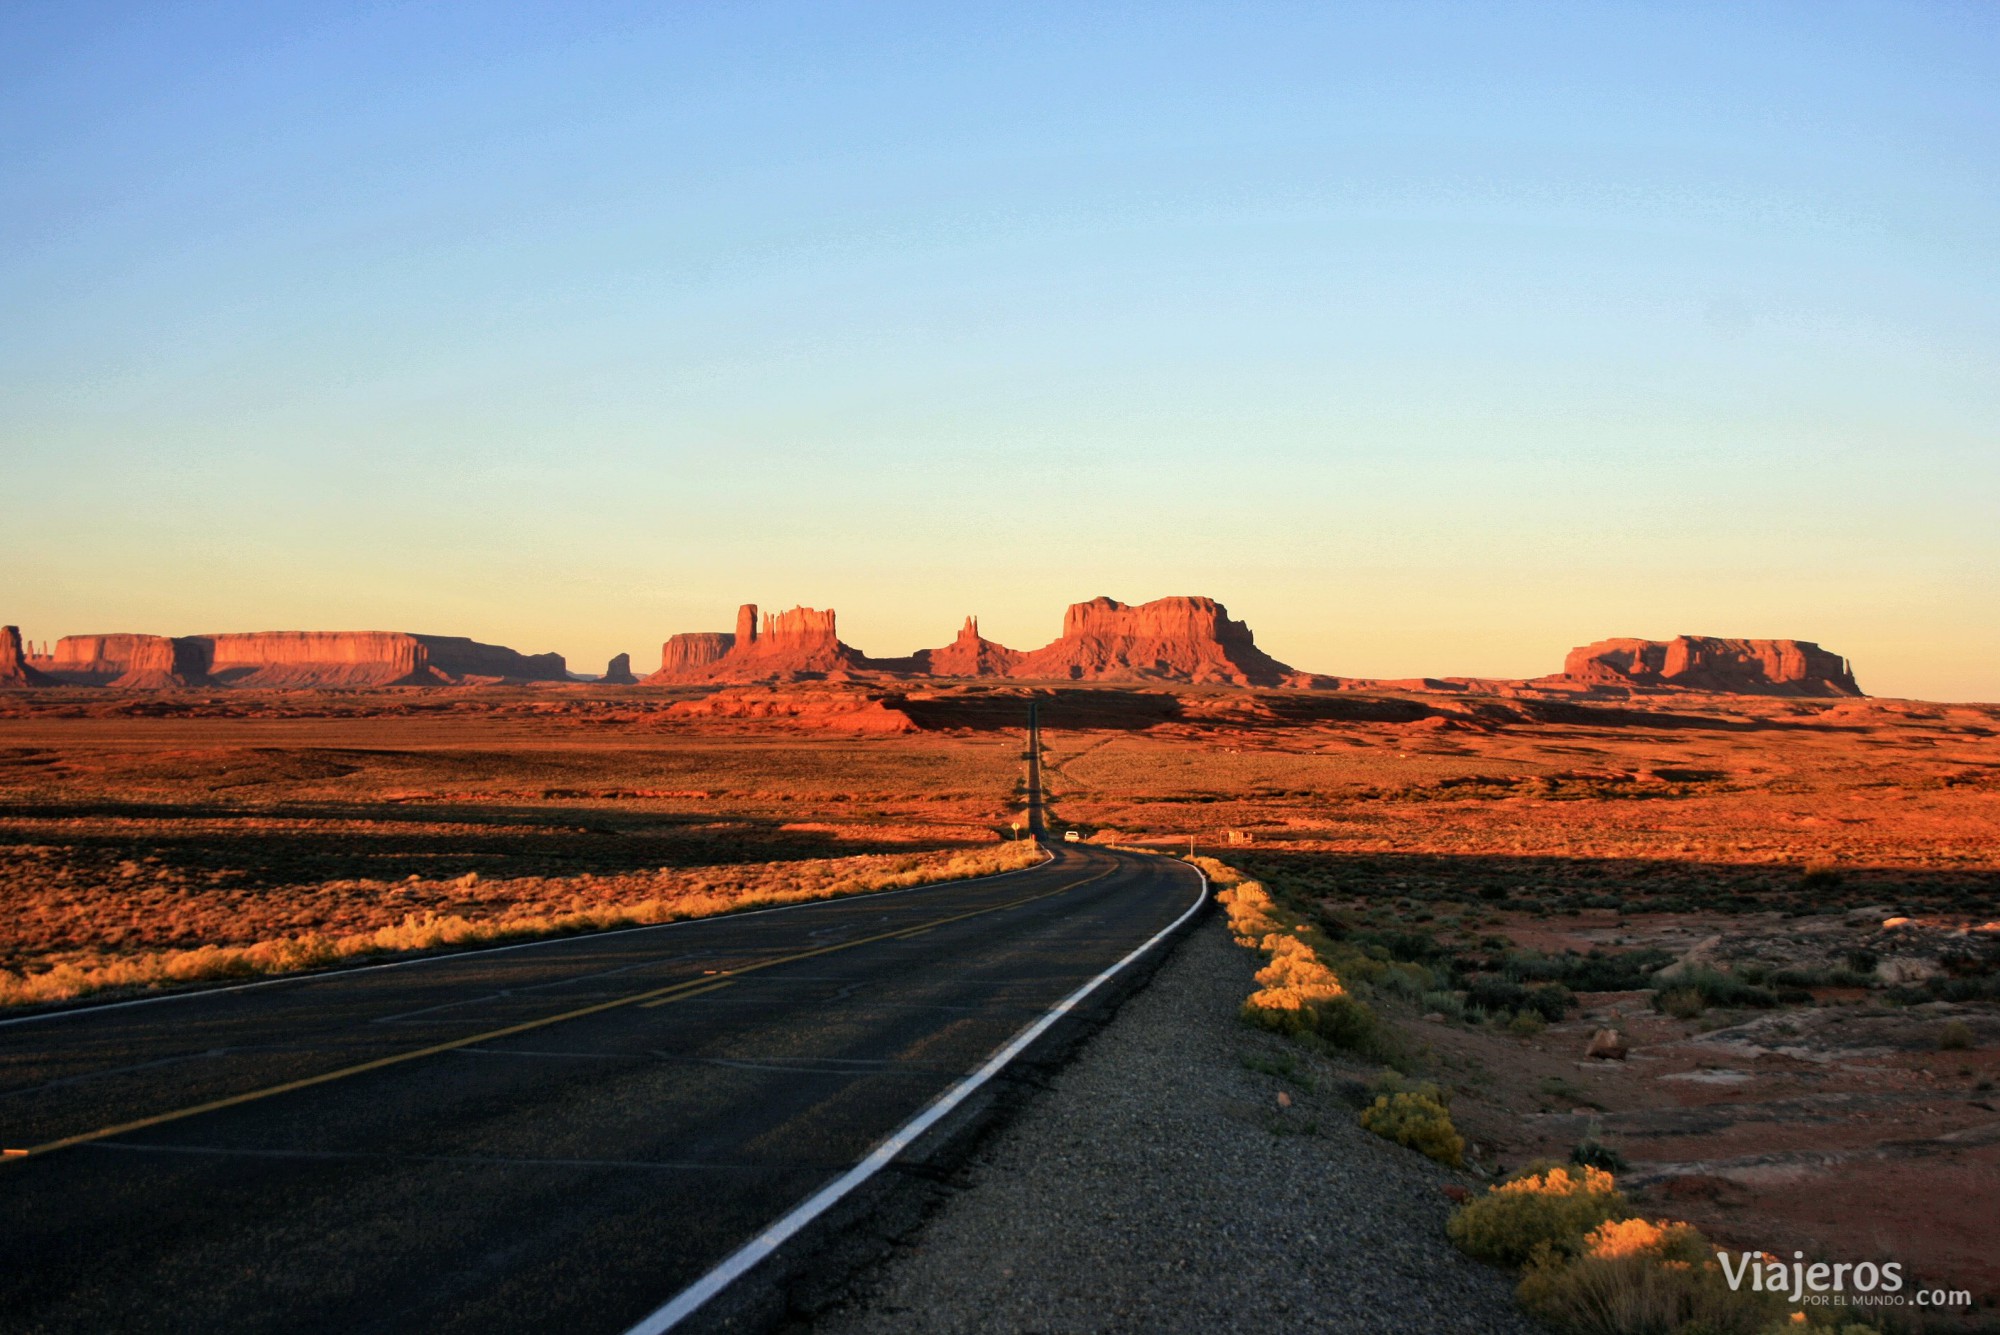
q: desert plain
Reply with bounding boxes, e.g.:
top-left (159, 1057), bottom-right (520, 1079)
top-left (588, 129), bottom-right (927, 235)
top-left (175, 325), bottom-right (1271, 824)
top-left (2, 605), bottom-right (1997, 1317)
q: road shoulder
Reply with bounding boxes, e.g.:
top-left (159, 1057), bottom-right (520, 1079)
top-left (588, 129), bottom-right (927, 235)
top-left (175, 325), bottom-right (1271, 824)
top-left (811, 913), bottom-right (1537, 1333)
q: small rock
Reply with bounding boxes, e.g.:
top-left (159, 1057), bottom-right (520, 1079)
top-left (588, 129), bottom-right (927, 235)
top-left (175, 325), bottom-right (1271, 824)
top-left (1585, 1028), bottom-right (1628, 1060)
top-left (1276, 1091), bottom-right (1292, 1109)
top-left (1442, 1185), bottom-right (1471, 1204)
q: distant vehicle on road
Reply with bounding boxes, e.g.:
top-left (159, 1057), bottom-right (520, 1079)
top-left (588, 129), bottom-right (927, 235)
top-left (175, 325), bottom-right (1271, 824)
top-left (1063, 830), bottom-right (1082, 842)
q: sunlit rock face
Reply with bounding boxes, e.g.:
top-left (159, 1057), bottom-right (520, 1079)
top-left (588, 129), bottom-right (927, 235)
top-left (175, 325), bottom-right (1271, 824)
top-left (648, 595), bottom-right (1297, 686)
top-left (648, 605), bottom-right (861, 682)
top-left (1562, 636), bottom-right (1861, 696)
top-left (1007, 596), bottom-right (1296, 686)
top-left (26, 631), bottom-right (567, 688)
top-left (916, 617), bottom-right (1024, 678)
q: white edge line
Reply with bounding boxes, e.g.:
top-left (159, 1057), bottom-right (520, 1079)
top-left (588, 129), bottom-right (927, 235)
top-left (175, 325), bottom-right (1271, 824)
top-left (621, 854), bottom-right (1210, 1335)
top-left (0, 847), bottom-right (1055, 1030)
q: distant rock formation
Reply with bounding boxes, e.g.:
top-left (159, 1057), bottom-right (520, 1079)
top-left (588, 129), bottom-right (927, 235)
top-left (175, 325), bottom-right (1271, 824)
top-left (1562, 636), bottom-right (1860, 696)
top-left (655, 632), bottom-right (736, 678)
top-left (0, 626), bottom-right (50, 687)
top-left (918, 617), bottom-right (1024, 677)
top-left (28, 631), bottom-right (567, 688)
top-left (37, 634), bottom-right (188, 688)
top-left (648, 604), bottom-right (863, 682)
top-left (648, 595), bottom-right (1297, 686)
top-left (1009, 596), bottom-right (1295, 686)
top-left (601, 653), bottom-right (637, 685)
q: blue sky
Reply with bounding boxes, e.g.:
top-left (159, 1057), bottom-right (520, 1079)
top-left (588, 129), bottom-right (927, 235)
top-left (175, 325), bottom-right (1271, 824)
top-left (3, 2), bottom-right (1995, 697)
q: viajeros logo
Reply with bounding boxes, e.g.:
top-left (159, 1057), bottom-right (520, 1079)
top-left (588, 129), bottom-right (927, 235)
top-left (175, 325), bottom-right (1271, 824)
top-left (1717, 1250), bottom-right (1972, 1311)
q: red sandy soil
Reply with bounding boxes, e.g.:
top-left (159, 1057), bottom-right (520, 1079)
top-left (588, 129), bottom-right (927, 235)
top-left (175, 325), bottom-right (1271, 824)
top-left (1, 678), bottom-right (1995, 1314)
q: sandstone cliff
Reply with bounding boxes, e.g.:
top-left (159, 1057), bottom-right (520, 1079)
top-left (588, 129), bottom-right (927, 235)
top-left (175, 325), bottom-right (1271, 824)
top-left (1562, 636), bottom-right (1861, 696)
top-left (1008, 596), bottom-right (1295, 686)
top-left (34, 631), bottom-right (567, 688)
top-left (648, 604), bottom-right (864, 682)
top-left (651, 633), bottom-right (736, 680)
top-left (601, 653), bottom-right (637, 685)
top-left (0, 626), bottom-right (50, 687)
top-left (39, 634), bottom-right (189, 687)
top-left (918, 617), bottom-right (1024, 677)
top-left (649, 594), bottom-right (1299, 686)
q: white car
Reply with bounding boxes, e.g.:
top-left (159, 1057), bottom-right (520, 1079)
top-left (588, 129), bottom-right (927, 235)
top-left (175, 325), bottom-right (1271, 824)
top-left (1063, 830), bottom-right (1082, 842)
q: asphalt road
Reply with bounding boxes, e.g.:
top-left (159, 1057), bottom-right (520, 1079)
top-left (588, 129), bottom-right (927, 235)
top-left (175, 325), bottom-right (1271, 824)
top-left (0, 840), bottom-right (1204, 1334)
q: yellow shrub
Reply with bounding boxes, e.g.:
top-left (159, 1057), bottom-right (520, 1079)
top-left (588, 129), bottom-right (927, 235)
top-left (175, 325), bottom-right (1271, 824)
top-left (1240, 933), bottom-right (1362, 1039)
top-left (1581, 1217), bottom-right (1709, 1262)
top-left (1447, 1164), bottom-right (1631, 1267)
top-left (1218, 879), bottom-right (1282, 943)
top-left (1516, 1223), bottom-right (1792, 1335)
top-left (1249, 935), bottom-right (1347, 1004)
top-left (1359, 1090), bottom-right (1465, 1167)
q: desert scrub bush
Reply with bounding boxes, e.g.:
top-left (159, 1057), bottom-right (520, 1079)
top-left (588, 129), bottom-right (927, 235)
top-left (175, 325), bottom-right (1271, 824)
top-left (1378, 959), bottom-right (1444, 1002)
top-left (1654, 965), bottom-right (1778, 1011)
top-left (1468, 976), bottom-right (1532, 1015)
top-left (1446, 1164), bottom-right (1631, 1267)
top-left (1515, 1217), bottom-right (1797, 1335)
top-left (1239, 933), bottom-right (1383, 1053)
top-left (1939, 1019), bottom-right (1974, 1050)
top-left (1358, 1074), bottom-right (1463, 1167)
top-left (1421, 989), bottom-right (1467, 1021)
top-left (1656, 986), bottom-right (1706, 1020)
top-left (1569, 1123), bottom-right (1627, 1174)
top-left (1360, 1090), bottom-right (1464, 1167)
top-left (1215, 878), bottom-right (1284, 944)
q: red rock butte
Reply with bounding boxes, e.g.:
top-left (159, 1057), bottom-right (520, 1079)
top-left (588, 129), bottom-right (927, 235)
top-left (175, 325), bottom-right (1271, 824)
top-left (16, 631), bottom-right (567, 689)
top-left (646, 595), bottom-right (1301, 687)
top-left (2, 608), bottom-right (1869, 698)
top-left (1559, 636), bottom-right (1861, 697)
top-left (0, 626), bottom-right (50, 688)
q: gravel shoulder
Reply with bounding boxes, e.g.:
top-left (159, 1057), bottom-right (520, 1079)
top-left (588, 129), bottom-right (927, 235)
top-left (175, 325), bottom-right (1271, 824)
top-left (814, 913), bottom-right (1538, 1333)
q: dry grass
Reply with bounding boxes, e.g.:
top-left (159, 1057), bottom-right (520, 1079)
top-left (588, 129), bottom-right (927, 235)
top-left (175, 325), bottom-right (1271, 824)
top-left (0, 688), bottom-right (1036, 1008)
top-left (0, 841), bottom-right (1041, 1009)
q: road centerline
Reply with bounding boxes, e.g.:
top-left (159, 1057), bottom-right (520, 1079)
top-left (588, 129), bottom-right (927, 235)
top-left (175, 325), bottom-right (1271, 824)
top-left (3, 866), bottom-right (1113, 1161)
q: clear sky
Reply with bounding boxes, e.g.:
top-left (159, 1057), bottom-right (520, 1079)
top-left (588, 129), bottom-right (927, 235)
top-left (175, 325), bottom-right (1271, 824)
top-left (3, 2), bottom-right (1994, 699)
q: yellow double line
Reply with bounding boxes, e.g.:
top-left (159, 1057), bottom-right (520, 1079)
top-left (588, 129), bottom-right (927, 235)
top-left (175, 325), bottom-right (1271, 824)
top-left (3, 866), bottom-right (1111, 1163)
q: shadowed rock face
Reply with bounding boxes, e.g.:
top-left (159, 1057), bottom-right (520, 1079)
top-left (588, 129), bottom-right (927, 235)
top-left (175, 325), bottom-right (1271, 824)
top-left (0, 626), bottom-right (49, 687)
top-left (601, 653), bottom-right (637, 685)
top-left (918, 617), bottom-right (1024, 678)
top-left (1009, 596), bottom-right (1296, 686)
top-left (29, 632), bottom-right (567, 688)
top-left (1563, 637), bottom-right (1861, 697)
top-left (655, 633), bottom-right (735, 679)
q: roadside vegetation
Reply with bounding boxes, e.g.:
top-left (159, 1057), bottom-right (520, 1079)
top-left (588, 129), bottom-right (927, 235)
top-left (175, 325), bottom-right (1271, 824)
top-left (1207, 851), bottom-right (1910, 1334)
top-left (1447, 1164), bottom-right (1880, 1335)
top-left (1205, 853), bottom-right (1470, 1168)
top-left (0, 841), bottom-right (1042, 1010)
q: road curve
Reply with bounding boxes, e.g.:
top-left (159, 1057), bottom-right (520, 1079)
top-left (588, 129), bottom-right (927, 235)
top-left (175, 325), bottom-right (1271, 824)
top-left (0, 841), bottom-right (1204, 1334)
